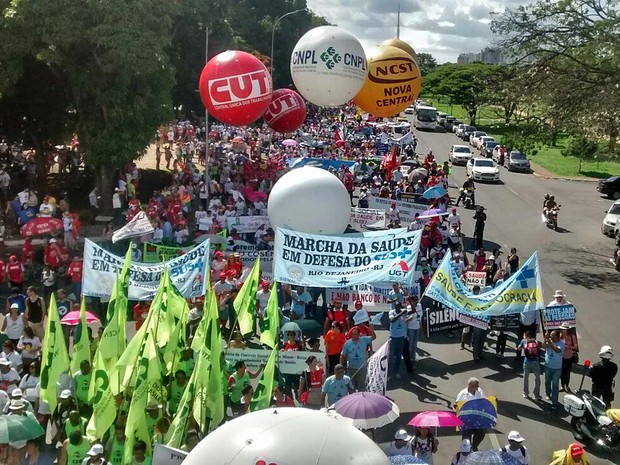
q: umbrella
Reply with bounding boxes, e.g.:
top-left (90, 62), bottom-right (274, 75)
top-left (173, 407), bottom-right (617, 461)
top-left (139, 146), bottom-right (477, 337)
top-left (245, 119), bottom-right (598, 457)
top-left (61, 310), bottom-right (101, 326)
top-left (282, 139), bottom-right (297, 147)
top-left (417, 209), bottom-right (448, 221)
top-left (20, 217), bottom-right (63, 238)
top-left (0, 414), bottom-right (45, 444)
top-left (408, 410), bottom-right (463, 428)
top-left (422, 185), bottom-right (447, 200)
top-left (332, 392), bottom-right (400, 429)
top-left (281, 322), bottom-right (302, 334)
top-left (457, 397), bottom-right (498, 430)
top-left (463, 451), bottom-right (520, 465)
top-left (389, 457), bottom-right (429, 465)
top-left (194, 234), bottom-right (227, 245)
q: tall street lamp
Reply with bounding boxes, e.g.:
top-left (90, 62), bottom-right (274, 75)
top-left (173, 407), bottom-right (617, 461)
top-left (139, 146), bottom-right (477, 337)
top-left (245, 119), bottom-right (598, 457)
top-left (270, 8), bottom-right (306, 82)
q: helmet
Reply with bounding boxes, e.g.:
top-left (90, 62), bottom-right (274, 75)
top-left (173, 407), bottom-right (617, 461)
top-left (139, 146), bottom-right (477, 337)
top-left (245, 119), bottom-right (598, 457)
top-left (544, 194), bottom-right (550, 200)
top-left (599, 345), bottom-right (614, 359)
top-left (549, 195), bottom-right (555, 200)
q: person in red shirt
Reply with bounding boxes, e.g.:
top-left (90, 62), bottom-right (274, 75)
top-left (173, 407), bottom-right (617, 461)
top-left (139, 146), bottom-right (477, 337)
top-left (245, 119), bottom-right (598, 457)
top-left (323, 298), bottom-right (350, 335)
top-left (272, 384), bottom-right (294, 408)
top-left (44, 239), bottom-right (60, 269)
top-left (6, 256), bottom-right (24, 290)
top-left (67, 256), bottom-right (83, 299)
top-left (133, 301), bottom-right (151, 331)
top-left (22, 238), bottom-right (34, 265)
top-left (0, 259), bottom-right (5, 285)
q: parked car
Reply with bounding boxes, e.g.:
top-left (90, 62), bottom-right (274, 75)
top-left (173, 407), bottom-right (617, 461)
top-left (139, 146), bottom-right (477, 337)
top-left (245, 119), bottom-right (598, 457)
top-left (460, 125), bottom-right (477, 141)
top-left (443, 116), bottom-right (457, 129)
top-left (481, 140), bottom-right (498, 158)
top-left (506, 150), bottom-right (531, 172)
top-left (475, 136), bottom-right (495, 150)
top-left (466, 157), bottom-right (500, 182)
top-left (597, 176), bottom-right (620, 200)
top-left (404, 106), bottom-right (414, 115)
top-left (450, 120), bottom-right (464, 133)
top-left (455, 123), bottom-right (467, 136)
top-left (469, 131), bottom-right (487, 146)
top-left (449, 145), bottom-right (474, 165)
top-left (436, 112), bottom-right (448, 124)
top-left (601, 200), bottom-right (620, 236)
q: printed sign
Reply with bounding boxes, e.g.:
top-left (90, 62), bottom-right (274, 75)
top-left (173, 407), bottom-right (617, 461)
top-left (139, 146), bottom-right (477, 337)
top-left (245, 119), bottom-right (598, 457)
top-left (226, 216), bottom-right (270, 234)
top-left (426, 306), bottom-right (464, 336)
top-left (153, 445), bottom-right (186, 465)
top-left (367, 196), bottom-right (430, 223)
top-left (544, 305), bottom-right (576, 330)
top-left (225, 348), bottom-right (324, 375)
top-left (232, 241), bottom-right (274, 270)
top-left (489, 314), bottom-right (521, 332)
top-left (365, 342), bottom-right (389, 394)
top-left (274, 227), bottom-right (422, 287)
top-left (458, 311), bottom-right (491, 330)
top-left (142, 243), bottom-right (192, 263)
top-left (465, 271), bottom-right (487, 289)
top-left (349, 207), bottom-right (387, 230)
top-left (327, 283), bottom-right (417, 311)
top-left (82, 239), bottom-right (209, 300)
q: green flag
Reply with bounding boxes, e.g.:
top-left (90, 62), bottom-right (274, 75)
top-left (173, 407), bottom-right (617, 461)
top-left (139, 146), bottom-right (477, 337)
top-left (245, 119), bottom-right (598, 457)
top-left (70, 297), bottom-right (91, 374)
top-left (166, 360), bottom-right (198, 449)
top-left (205, 289), bottom-right (225, 430)
top-left (86, 348), bottom-right (117, 440)
top-left (233, 256), bottom-right (260, 335)
top-left (250, 347), bottom-right (277, 412)
top-left (40, 295), bottom-right (71, 414)
top-left (164, 308), bottom-right (189, 376)
top-left (259, 282), bottom-right (280, 349)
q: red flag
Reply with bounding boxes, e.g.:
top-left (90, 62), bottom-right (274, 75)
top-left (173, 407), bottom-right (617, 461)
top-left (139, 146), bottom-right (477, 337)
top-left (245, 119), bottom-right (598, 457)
top-left (383, 146), bottom-right (399, 181)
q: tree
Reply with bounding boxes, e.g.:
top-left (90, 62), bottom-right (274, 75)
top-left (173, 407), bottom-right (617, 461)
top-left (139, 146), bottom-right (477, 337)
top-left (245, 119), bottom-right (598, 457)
top-left (483, 65), bottom-right (525, 125)
top-left (416, 53), bottom-right (438, 76)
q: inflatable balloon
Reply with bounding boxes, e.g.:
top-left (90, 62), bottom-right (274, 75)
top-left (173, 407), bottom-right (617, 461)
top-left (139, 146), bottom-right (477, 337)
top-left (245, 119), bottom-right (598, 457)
top-left (353, 45), bottom-right (421, 118)
top-left (290, 26), bottom-right (367, 107)
top-left (183, 408), bottom-right (390, 465)
top-left (199, 50), bottom-right (272, 126)
top-left (268, 167), bottom-right (351, 234)
top-left (263, 89), bottom-right (307, 133)
top-left (381, 38), bottom-right (417, 62)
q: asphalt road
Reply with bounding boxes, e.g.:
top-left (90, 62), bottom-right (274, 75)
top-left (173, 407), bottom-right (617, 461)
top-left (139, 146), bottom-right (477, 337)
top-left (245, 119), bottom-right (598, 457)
top-left (373, 126), bottom-right (620, 465)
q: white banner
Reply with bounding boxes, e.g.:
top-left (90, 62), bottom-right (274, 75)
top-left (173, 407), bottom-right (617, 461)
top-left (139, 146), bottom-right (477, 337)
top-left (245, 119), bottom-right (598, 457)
top-left (367, 196), bottom-right (430, 224)
top-left (365, 341), bottom-right (389, 394)
top-left (153, 444), bottom-right (186, 465)
top-left (350, 207), bottom-right (387, 230)
top-left (274, 227), bottom-right (422, 288)
top-left (225, 348), bottom-right (324, 375)
top-left (231, 241), bottom-right (274, 270)
top-left (327, 283), bottom-right (418, 311)
top-left (112, 211), bottom-right (154, 243)
top-left (82, 239), bottom-right (209, 300)
top-left (226, 216), bottom-right (270, 234)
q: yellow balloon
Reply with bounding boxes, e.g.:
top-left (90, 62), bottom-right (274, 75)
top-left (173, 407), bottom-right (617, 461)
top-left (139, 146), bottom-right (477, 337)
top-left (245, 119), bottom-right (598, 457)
top-left (353, 45), bottom-right (421, 118)
top-left (380, 38), bottom-right (417, 63)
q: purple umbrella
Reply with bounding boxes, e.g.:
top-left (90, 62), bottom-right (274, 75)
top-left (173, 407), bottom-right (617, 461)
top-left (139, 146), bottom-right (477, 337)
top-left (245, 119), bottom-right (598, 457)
top-left (418, 208), bottom-right (448, 220)
top-left (332, 392), bottom-right (400, 429)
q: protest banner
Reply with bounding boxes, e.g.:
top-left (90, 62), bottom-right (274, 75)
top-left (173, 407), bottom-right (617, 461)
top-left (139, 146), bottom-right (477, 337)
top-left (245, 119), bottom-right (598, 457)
top-left (423, 250), bottom-right (544, 316)
top-left (489, 314), bottom-right (521, 332)
top-left (153, 444), bottom-right (187, 465)
top-left (367, 196), bottom-right (430, 223)
top-left (226, 216), bottom-right (270, 234)
top-left (82, 239), bottom-right (209, 300)
top-left (225, 348), bottom-right (324, 375)
top-left (327, 283), bottom-right (417, 311)
top-left (112, 211), bottom-right (154, 243)
top-left (365, 341), bottom-right (389, 394)
top-left (465, 271), bottom-right (487, 290)
top-left (232, 241), bottom-right (274, 270)
top-left (274, 227), bottom-right (422, 287)
top-left (458, 311), bottom-right (491, 330)
top-left (544, 305), bottom-right (576, 330)
top-left (142, 242), bottom-right (192, 263)
top-left (349, 207), bottom-right (387, 229)
top-left (425, 306), bottom-right (464, 336)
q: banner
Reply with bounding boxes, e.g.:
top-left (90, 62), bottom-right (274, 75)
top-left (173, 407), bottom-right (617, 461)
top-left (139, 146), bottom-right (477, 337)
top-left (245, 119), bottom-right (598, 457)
top-left (153, 443), bottom-right (187, 465)
top-left (288, 157), bottom-right (355, 171)
top-left (225, 348), bottom-right (324, 375)
top-left (489, 314), bottom-right (521, 332)
top-left (231, 241), bottom-right (274, 270)
top-left (423, 250), bottom-right (544, 316)
top-left (349, 207), bottom-right (387, 230)
top-left (112, 211), bottom-right (154, 243)
top-left (544, 305), bottom-right (576, 330)
top-left (458, 311), bottom-right (491, 330)
top-left (142, 242), bottom-right (192, 263)
top-left (226, 216), bottom-right (270, 234)
top-left (465, 272), bottom-right (487, 290)
top-left (327, 283), bottom-right (417, 311)
top-left (426, 306), bottom-right (464, 336)
top-left (274, 227), bottom-right (422, 288)
top-left (365, 341), bottom-right (389, 394)
top-left (367, 196), bottom-right (430, 223)
top-left (82, 239), bottom-right (209, 300)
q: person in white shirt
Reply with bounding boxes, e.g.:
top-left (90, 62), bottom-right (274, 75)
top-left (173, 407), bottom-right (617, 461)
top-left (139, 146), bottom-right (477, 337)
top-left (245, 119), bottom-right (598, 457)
top-left (453, 254), bottom-right (465, 277)
top-left (406, 295), bottom-right (424, 363)
top-left (502, 431), bottom-right (530, 465)
top-left (152, 226), bottom-right (164, 244)
top-left (408, 213), bottom-right (423, 232)
top-left (235, 199), bottom-right (247, 215)
top-left (175, 225), bottom-right (189, 245)
top-left (447, 208), bottom-right (461, 230)
top-left (255, 281), bottom-right (271, 320)
top-left (387, 429), bottom-right (414, 457)
top-left (38, 196), bottom-right (55, 217)
top-left (547, 289), bottom-right (572, 307)
top-left (253, 200), bottom-right (266, 215)
top-left (388, 203), bottom-right (400, 223)
top-left (455, 377), bottom-right (486, 451)
top-left (0, 358), bottom-right (21, 394)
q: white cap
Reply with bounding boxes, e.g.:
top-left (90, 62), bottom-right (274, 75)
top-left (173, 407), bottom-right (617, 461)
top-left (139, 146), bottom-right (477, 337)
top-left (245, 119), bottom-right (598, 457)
top-left (59, 389), bottom-right (72, 399)
top-left (87, 444), bottom-right (105, 456)
top-left (394, 429), bottom-right (412, 441)
top-left (0, 358), bottom-right (11, 366)
top-left (599, 345), bottom-right (614, 359)
top-left (10, 388), bottom-right (23, 398)
top-left (461, 439), bottom-right (472, 452)
top-left (10, 303), bottom-right (18, 309)
top-left (507, 431), bottom-right (525, 442)
top-left (9, 399), bottom-right (24, 410)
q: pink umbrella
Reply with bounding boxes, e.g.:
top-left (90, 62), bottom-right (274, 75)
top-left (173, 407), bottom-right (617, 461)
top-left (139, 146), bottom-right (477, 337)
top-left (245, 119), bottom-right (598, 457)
top-left (60, 310), bottom-right (101, 326)
top-left (408, 410), bottom-right (463, 428)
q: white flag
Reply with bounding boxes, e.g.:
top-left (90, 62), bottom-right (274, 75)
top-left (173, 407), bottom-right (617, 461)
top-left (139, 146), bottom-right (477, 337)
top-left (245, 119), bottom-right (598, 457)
top-left (365, 341), bottom-right (390, 395)
top-left (112, 211), bottom-right (154, 243)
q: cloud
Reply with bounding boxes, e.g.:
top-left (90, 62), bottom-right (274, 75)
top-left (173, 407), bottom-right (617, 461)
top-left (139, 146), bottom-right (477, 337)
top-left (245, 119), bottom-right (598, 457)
top-left (306, 0), bottom-right (530, 62)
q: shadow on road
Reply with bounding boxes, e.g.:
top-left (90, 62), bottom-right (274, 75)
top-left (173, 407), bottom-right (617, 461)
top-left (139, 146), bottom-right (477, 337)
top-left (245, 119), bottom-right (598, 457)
top-left (499, 399), bottom-right (571, 430)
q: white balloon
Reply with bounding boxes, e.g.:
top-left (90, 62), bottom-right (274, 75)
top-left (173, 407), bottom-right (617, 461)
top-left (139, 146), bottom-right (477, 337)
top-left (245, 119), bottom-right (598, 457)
top-left (268, 167), bottom-right (351, 234)
top-left (183, 408), bottom-right (390, 465)
top-left (291, 26), bottom-right (367, 107)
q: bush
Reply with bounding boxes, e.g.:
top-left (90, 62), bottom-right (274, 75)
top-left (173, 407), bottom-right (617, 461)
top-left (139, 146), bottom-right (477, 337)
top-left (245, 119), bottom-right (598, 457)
top-left (561, 134), bottom-right (598, 160)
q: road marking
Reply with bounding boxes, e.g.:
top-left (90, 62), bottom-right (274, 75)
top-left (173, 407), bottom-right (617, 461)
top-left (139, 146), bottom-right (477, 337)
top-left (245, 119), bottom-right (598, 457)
top-left (489, 431), bottom-right (501, 449)
top-left (507, 186), bottom-right (520, 197)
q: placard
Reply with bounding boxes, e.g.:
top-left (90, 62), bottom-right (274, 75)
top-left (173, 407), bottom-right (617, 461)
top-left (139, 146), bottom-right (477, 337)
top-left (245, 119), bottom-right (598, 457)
top-left (327, 283), bottom-right (418, 310)
top-left (225, 348), bottom-right (324, 375)
top-left (226, 216), bottom-right (270, 234)
top-left (465, 271), bottom-right (487, 289)
top-left (544, 305), bottom-right (576, 330)
top-left (367, 196), bottom-right (430, 223)
top-left (349, 207), bottom-right (387, 230)
top-left (426, 306), bottom-right (464, 336)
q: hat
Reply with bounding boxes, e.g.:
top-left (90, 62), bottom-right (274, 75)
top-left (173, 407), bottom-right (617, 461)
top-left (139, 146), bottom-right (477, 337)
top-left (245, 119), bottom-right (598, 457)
top-left (0, 358), bottom-right (11, 366)
top-left (460, 439), bottom-right (472, 453)
top-left (219, 272), bottom-right (227, 279)
top-left (188, 307), bottom-right (203, 322)
top-left (507, 431), bottom-right (525, 443)
top-left (452, 207), bottom-right (457, 213)
top-left (87, 444), bottom-right (105, 457)
top-left (215, 251), bottom-right (224, 258)
top-left (599, 345), bottom-right (614, 359)
top-left (394, 429), bottom-right (412, 441)
top-left (559, 322), bottom-right (572, 330)
top-left (10, 303), bottom-right (18, 310)
top-left (260, 280), bottom-right (270, 289)
top-left (114, 187), bottom-right (120, 192)
top-left (9, 255), bottom-right (16, 261)
top-left (9, 399), bottom-right (24, 410)
top-left (553, 290), bottom-right (565, 298)
top-left (146, 400), bottom-right (162, 410)
top-left (49, 238), bottom-right (57, 243)
top-left (570, 443), bottom-right (584, 456)
top-left (10, 388), bottom-right (23, 398)
top-left (59, 389), bottom-right (72, 399)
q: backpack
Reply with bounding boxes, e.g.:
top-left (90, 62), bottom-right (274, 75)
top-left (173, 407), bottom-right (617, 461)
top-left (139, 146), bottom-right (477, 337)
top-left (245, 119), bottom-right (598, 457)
top-left (524, 340), bottom-right (539, 359)
top-left (503, 445), bottom-right (526, 458)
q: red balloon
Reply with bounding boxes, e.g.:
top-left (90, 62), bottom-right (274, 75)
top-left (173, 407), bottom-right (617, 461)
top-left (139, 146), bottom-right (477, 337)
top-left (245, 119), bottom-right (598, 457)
top-left (199, 50), bottom-right (272, 126)
top-left (263, 89), bottom-right (307, 133)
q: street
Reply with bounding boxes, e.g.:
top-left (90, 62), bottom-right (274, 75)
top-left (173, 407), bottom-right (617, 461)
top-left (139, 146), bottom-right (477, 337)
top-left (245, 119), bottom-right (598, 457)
top-left (373, 127), bottom-right (620, 464)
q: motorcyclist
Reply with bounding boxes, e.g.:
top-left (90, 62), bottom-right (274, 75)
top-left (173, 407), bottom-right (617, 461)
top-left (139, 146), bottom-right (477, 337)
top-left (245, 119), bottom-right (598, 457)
top-left (588, 345), bottom-right (618, 408)
top-left (455, 177), bottom-right (476, 207)
top-left (544, 195), bottom-right (558, 217)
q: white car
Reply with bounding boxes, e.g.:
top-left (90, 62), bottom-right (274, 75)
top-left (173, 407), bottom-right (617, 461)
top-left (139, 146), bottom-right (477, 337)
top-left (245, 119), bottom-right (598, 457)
top-left (476, 136), bottom-right (495, 150)
top-left (404, 107), bottom-right (414, 115)
top-left (466, 157), bottom-right (501, 182)
top-left (449, 145), bottom-right (474, 165)
top-left (469, 131), bottom-right (487, 146)
top-left (455, 124), bottom-right (467, 137)
top-left (602, 200), bottom-right (620, 236)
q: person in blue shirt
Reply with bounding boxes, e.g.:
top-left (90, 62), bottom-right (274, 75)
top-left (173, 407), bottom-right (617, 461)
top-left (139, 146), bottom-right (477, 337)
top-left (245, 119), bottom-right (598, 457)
top-left (387, 283), bottom-right (408, 310)
top-left (162, 219), bottom-right (174, 245)
top-left (321, 364), bottom-right (354, 407)
top-left (542, 330), bottom-right (565, 409)
top-left (389, 302), bottom-right (408, 379)
top-left (290, 286), bottom-right (313, 320)
top-left (5, 288), bottom-right (26, 315)
top-left (340, 325), bottom-right (376, 390)
top-left (17, 204), bottom-right (36, 226)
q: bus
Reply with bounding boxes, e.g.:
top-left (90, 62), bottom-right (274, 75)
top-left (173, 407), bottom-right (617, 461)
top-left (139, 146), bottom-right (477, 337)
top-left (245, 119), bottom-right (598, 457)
top-left (414, 105), bottom-right (438, 131)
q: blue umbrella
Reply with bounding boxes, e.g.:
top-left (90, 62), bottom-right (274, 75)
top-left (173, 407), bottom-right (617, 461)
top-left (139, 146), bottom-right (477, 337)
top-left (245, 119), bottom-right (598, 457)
top-left (389, 456), bottom-right (429, 465)
top-left (457, 397), bottom-right (497, 430)
top-left (422, 185), bottom-right (447, 199)
top-left (463, 450), bottom-right (520, 465)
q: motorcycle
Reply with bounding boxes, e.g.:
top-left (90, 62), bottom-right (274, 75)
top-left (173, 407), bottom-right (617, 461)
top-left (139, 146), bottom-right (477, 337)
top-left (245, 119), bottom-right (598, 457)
top-left (564, 362), bottom-right (620, 452)
top-left (460, 187), bottom-right (475, 209)
top-left (544, 205), bottom-right (561, 230)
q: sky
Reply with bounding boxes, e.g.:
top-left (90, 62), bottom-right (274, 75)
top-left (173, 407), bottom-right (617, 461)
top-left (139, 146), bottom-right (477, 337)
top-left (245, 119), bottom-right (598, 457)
top-left (306, 0), bottom-right (526, 63)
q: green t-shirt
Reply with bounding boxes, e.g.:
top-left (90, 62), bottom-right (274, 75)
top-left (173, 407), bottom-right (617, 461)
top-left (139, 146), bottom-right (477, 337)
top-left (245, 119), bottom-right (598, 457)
top-left (169, 381), bottom-right (186, 415)
top-left (64, 417), bottom-right (86, 438)
top-left (73, 372), bottom-right (91, 404)
top-left (229, 371), bottom-right (250, 403)
top-left (108, 437), bottom-right (125, 465)
top-left (66, 439), bottom-right (90, 465)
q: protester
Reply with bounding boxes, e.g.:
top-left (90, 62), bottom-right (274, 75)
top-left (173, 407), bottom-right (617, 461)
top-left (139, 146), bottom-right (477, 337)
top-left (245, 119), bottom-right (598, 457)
top-left (450, 439), bottom-right (472, 465)
top-left (549, 443), bottom-right (590, 465)
top-left (543, 330), bottom-right (565, 409)
top-left (323, 322), bottom-right (346, 375)
top-left (517, 331), bottom-right (542, 400)
top-left (387, 429), bottom-right (414, 457)
top-left (560, 323), bottom-right (579, 393)
top-left (388, 302), bottom-right (408, 380)
top-left (455, 378), bottom-right (486, 451)
top-left (502, 431), bottom-right (530, 464)
top-left (340, 325), bottom-right (375, 390)
top-left (412, 427), bottom-right (438, 464)
top-left (321, 364), bottom-right (354, 407)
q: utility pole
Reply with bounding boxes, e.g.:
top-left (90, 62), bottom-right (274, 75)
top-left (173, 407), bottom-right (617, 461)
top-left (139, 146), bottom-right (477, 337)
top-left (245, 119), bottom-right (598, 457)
top-left (204, 26), bottom-right (209, 183)
top-left (397, 1), bottom-right (401, 39)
